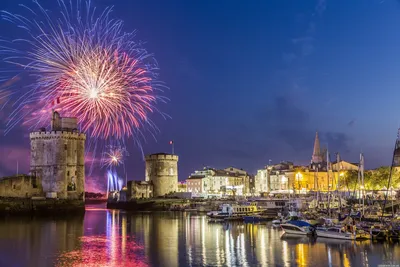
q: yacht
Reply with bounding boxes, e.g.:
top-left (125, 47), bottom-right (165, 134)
top-left (272, 211), bottom-right (300, 226)
top-left (316, 227), bottom-right (355, 240)
top-left (280, 220), bottom-right (315, 236)
top-left (207, 203), bottom-right (258, 219)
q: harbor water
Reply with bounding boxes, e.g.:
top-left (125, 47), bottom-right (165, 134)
top-left (0, 204), bottom-right (399, 267)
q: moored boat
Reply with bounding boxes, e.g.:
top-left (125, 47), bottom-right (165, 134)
top-left (356, 229), bottom-right (371, 240)
top-left (281, 220), bottom-right (316, 236)
top-left (316, 227), bottom-right (355, 240)
top-left (370, 225), bottom-right (388, 241)
top-left (207, 203), bottom-right (259, 219)
top-left (272, 211), bottom-right (301, 226)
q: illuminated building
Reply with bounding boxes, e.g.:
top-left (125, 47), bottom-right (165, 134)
top-left (186, 167), bottom-right (251, 197)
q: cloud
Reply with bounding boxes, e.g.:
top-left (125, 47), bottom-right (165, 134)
top-left (323, 132), bottom-right (351, 153)
top-left (347, 119), bottom-right (356, 127)
top-left (255, 96), bottom-right (351, 156)
top-left (315, 0), bottom-right (327, 16)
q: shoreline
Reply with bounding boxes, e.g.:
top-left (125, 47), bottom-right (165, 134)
top-left (0, 197), bottom-right (85, 215)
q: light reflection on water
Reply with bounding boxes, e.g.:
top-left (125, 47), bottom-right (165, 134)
top-left (0, 204), bottom-right (399, 267)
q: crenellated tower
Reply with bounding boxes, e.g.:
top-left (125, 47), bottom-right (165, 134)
top-left (145, 153), bottom-right (178, 197)
top-left (30, 111), bottom-right (86, 200)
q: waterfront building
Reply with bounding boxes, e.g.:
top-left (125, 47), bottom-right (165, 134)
top-left (145, 153), bottom-right (179, 197)
top-left (186, 167), bottom-right (250, 197)
top-left (0, 111), bottom-right (86, 200)
top-left (254, 162), bottom-right (295, 195)
top-left (253, 131), bottom-right (361, 194)
top-left (177, 181), bottom-right (187, 192)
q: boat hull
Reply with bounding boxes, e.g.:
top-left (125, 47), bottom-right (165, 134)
top-left (281, 224), bottom-right (314, 236)
top-left (316, 231), bottom-right (355, 240)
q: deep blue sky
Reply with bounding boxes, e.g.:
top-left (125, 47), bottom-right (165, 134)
top-left (1, 0), bottom-right (400, 190)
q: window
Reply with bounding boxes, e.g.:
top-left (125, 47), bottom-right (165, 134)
top-left (64, 144), bottom-right (67, 150)
top-left (31, 176), bottom-right (37, 188)
top-left (67, 171), bottom-right (70, 176)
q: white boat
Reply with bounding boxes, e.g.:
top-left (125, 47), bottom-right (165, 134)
top-left (280, 221), bottom-right (315, 236)
top-left (316, 227), bottom-right (355, 240)
top-left (207, 203), bottom-right (258, 219)
top-left (272, 211), bottom-right (300, 226)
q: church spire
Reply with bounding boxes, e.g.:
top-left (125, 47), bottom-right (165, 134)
top-left (312, 132), bottom-right (323, 164)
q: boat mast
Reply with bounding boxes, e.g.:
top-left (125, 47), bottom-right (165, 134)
top-left (336, 153), bottom-right (342, 213)
top-left (316, 166), bottom-right (320, 206)
top-left (327, 149), bottom-right (331, 216)
top-left (381, 128), bottom-right (399, 221)
top-left (360, 153), bottom-right (365, 216)
top-left (357, 156), bottom-right (361, 206)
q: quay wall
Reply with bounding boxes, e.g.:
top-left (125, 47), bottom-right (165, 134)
top-left (0, 197), bottom-right (85, 215)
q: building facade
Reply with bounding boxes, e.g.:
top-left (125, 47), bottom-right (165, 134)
top-left (186, 167), bottom-right (250, 197)
top-left (145, 153), bottom-right (179, 197)
top-left (332, 160), bottom-right (358, 171)
top-left (177, 181), bottom-right (187, 192)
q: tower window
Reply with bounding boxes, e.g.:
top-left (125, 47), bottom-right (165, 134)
top-left (67, 171), bottom-right (70, 176)
top-left (64, 144), bottom-right (67, 150)
top-left (31, 177), bottom-right (37, 188)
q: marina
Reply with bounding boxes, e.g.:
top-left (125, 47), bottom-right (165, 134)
top-left (1, 204), bottom-right (399, 267)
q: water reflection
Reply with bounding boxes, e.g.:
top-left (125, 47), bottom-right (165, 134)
top-left (0, 205), bottom-right (399, 266)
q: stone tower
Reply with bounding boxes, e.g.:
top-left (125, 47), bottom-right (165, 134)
top-left (145, 153), bottom-right (178, 197)
top-left (30, 111), bottom-right (86, 200)
top-left (311, 131), bottom-right (323, 164)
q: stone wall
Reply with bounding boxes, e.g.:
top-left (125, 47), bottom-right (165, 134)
top-left (30, 130), bottom-right (86, 200)
top-left (0, 197), bottom-right (84, 214)
top-left (0, 175), bottom-right (42, 198)
top-left (145, 154), bottom-right (178, 197)
top-left (127, 181), bottom-right (153, 199)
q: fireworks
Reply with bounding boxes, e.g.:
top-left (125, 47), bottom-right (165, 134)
top-left (102, 146), bottom-right (128, 168)
top-left (1, 0), bottom-right (167, 140)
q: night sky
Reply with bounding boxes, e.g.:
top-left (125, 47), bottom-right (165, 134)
top-left (1, 0), bottom-right (400, 192)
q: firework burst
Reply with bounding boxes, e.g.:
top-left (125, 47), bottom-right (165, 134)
top-left (1, 0), bottom-right (167, 140)
top-left (102, 146), bottom-right (129, 168)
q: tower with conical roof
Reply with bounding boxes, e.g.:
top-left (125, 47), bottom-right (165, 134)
top-left (311, 132), bottom-right (323, 164)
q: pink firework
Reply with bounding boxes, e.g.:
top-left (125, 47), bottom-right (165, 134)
top-left (1, 0), bottom-right (167, 140)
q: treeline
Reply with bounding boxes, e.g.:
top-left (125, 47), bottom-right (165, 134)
top-left (85, 192), bottom-right (106, 199)
top-left (341, 167), bottom-right (400, 191)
